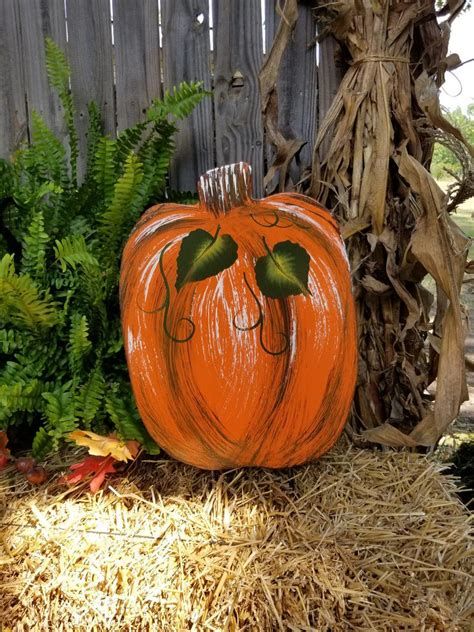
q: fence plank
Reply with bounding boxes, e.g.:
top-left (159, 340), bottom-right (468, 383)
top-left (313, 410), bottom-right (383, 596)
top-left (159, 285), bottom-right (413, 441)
top-left (317, 36), bottom-right (343, 159)
top-left (213, 0), bottom-right (264, 197)
top-left (264, 1), bottom-right (317, 189)
top-left (66, 0), bottom-right (114, 176)
top-left (18, 0), bottom-right (67, 144)
top-left (113, 0), bottom-right (161, 132)
top-left (161, 0), bottom-right (214, 192)
top-left (0, 1), bottom-right (27, 158)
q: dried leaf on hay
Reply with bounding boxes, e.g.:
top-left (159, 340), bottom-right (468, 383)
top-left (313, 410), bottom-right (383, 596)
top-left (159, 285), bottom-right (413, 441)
top-left (63, 431), bottom-right (140, 492)
top-left (68, 429), bottom-right (139, 461)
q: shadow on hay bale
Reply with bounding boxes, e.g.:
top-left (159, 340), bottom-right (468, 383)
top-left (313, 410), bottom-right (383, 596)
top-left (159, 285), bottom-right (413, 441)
top-left (0, 444), bottom-right (472, 631)
top-left (445, 441), bottom-right (474, 510)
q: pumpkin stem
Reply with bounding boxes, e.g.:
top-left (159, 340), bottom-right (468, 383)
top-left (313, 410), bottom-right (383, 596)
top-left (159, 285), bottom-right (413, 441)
top-left (198, 162), bottom-right (253, 215)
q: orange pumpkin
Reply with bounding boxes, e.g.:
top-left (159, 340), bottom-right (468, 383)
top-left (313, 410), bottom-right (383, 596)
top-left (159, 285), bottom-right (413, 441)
top-left (120, 162), bottom-right (356, 469)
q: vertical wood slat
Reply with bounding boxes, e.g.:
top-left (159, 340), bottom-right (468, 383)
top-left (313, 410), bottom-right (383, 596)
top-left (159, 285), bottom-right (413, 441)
top-left (161, 0), bottom-right (214, 192)
top-left (317, 36), bottom-right (343, 158)
top-left (213, 0), bottom-right (264, 198)
top-left (264, 1), bottom-right (318, 188)
top-left (113, 0), bottom-right (161, 133)
top-left (0, 1), bottom-right (27, 158)
top-left (66, 0), bottom-right (114, 176)
top-left (18, 0), bottom-right (67, 144)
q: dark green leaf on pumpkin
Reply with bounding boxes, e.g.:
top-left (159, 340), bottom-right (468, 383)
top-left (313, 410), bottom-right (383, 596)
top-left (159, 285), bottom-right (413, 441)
top-left (255, 239), bottom-right (310, 298)
top-left (175, 227), bottom-right (238, 290)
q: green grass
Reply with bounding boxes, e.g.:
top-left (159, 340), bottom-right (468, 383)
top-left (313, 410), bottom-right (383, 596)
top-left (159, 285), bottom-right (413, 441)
top-left (438, 180), bottom-right (474, 260)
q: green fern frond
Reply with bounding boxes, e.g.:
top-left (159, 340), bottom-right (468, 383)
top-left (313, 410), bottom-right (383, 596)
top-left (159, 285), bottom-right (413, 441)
top-left (116, 121), bottom-right (148, 166)
top-left (0, 380), bottom-right (43, 420)
top-left (30, 111), bottom-right (67, 185)
top-left (106, 391), bottom-right (160, 454)
top-left (0, 329), bottom-right (22, 353)
top-left (42, 384), bottom-right (78, 450)
top-left (139, 123), bottom-right (176, 200)
top-left (100, 152), bottom-right (143, 243)
top-left (76, 367), bottom-right (105, 426)
top-left (148, 81), bottom-right (209, 121)
top-left (68, 313), bottom-right (92, 369)
top-left (54, 235), bottom-right (100, 272)
top-left (86, 101), bottom-right (103, 177)
top-left (0, 254), bottom-right (58, 328)
top-left (21, 211), bottom-right (49, 279)
top-left (0, 159), bottom-right (14, 198)
top-left (45, 37), bottom-right (78, 183)
top-left (93, 137), bottom-right (118, 207)
top-left (32, 427), bottom-right (53, 460)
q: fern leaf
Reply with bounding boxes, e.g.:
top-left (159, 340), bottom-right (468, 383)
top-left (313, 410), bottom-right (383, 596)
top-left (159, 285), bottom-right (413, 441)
top-left (68, 313), bottom-right (92, 369)
top-left (0, 329), bottom-right (21, 353)
top-left (32, 427), bottom-right (53, 460)
top-left (0, 380), bottom-right (43, 420)
top-left (0, 158), bottom-right (14, 199)
top-left (138, 122), bottom-right (176, 201)
top-left (100, 152), bottom-right (143, 244)
top-left (45, 37), bottom-right (78, 184)
top-left (54, 235), bottom-right (100, 272)
top-left (0, 254), bottom-right (58, 328)
top-left (86, 101), bottom-right (103, 178)
top-left (30, 111), bottom-right (67, 185)
top-left (93, 137), bottom-right (118, 207)
top-left (116, 121), bottom-right (148, 166)
top-left (106, 391), bottom-right (160, 454)
top-left (42, 384), bottom-right (78, 450)
top-left (21, 211), bottom-right (49, 279)
top-left (76, 368), bottom-right (105, 426)
top-left (148, 81), bottom-right (209, 122)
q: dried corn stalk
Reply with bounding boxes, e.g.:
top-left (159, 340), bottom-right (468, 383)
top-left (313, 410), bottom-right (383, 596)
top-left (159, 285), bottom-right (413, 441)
top-left (262, 0), bottom-right (472, 447)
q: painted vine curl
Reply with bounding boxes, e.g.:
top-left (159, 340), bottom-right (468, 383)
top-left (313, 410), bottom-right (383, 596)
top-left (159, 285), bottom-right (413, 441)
top-left (233, 273), bottom-right (289, 356)
top-left (137, 242), bottom-right (196, 343)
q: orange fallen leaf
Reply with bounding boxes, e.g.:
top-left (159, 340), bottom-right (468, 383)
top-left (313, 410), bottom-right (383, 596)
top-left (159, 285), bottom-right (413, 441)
top-left (62, 455), bottom-right (118, 493)
top-left (68, 430), bottom-right (140, 462)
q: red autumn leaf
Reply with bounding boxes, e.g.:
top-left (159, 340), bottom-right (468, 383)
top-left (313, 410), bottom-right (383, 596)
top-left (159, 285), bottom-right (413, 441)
top-left (62, 455), bottom-right (117, 493)
top-left (0, 431), bottom-right (10, 470)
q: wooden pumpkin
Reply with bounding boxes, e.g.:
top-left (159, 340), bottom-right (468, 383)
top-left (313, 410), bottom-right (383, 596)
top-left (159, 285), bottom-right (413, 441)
top-left (120, 162), bottom-right (357, 469)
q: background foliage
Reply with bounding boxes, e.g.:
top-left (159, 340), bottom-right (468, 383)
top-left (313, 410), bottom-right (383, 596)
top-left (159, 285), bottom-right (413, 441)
top-left (0, 39), bottom-right (206, 458)
top-left (431, 105), bottom-right (474, 178)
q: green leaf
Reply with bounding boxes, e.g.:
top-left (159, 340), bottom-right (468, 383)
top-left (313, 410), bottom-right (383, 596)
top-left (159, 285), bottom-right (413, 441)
top-left (255, 239), bottom-right (310, 298)
top-left (32, 427), bottom-right (52, 460)
top-left (105, 391), bottom-right (160, 455)
top-left (176, 227), bottom-right (238, 290)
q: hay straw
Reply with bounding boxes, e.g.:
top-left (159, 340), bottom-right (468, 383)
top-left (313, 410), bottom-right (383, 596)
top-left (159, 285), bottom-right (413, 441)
top-left (0, 444), bottom-right (472, 631)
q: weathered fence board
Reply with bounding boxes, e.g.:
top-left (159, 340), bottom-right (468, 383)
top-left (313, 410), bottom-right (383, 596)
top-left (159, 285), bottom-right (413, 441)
top-left (0, 1), bottom-right (341, 193)
top-left (113, 0), bottom-right (161, 132)
top-left (317, 35), bottom-right (343, 158)
top-left (212, 0), bottom-right (264, 197)
top-left (17, 0), bottom-right (67, 145)
top-left (0, 1), bottom-right (27, 158)
top-left (161, 0), bottom-right (215, 192)
top-left (264, 1), bottom-right (318, 188)
top-left (66, 0), bottom-right (114, 174)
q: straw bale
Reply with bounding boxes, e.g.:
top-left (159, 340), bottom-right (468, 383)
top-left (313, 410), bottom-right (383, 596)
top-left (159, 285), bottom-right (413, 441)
top-left (0, 445), bottom-right (472, 631)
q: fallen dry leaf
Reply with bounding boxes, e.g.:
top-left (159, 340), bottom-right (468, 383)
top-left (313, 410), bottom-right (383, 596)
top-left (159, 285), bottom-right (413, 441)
top-left (62, 455), bottom-right (117, 493)
top-left (68, 430), bottom-right (140, 462)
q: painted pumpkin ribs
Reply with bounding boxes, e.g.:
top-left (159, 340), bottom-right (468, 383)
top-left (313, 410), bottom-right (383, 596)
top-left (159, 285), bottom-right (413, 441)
top-left (120, 162), bottom-right (357, 469)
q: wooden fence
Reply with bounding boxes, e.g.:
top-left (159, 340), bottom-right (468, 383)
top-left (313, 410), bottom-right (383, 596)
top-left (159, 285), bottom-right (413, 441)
top-left (0, 0), bottom-right (340, 196)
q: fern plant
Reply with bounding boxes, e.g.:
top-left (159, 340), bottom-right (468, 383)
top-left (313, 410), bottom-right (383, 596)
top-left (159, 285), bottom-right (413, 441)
top-left (0, 38), bottom-right (207, 458)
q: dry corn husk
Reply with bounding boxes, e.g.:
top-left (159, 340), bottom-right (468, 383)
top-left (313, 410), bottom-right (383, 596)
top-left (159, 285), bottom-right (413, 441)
top-left (262, 0), bottom-right (472, 447)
